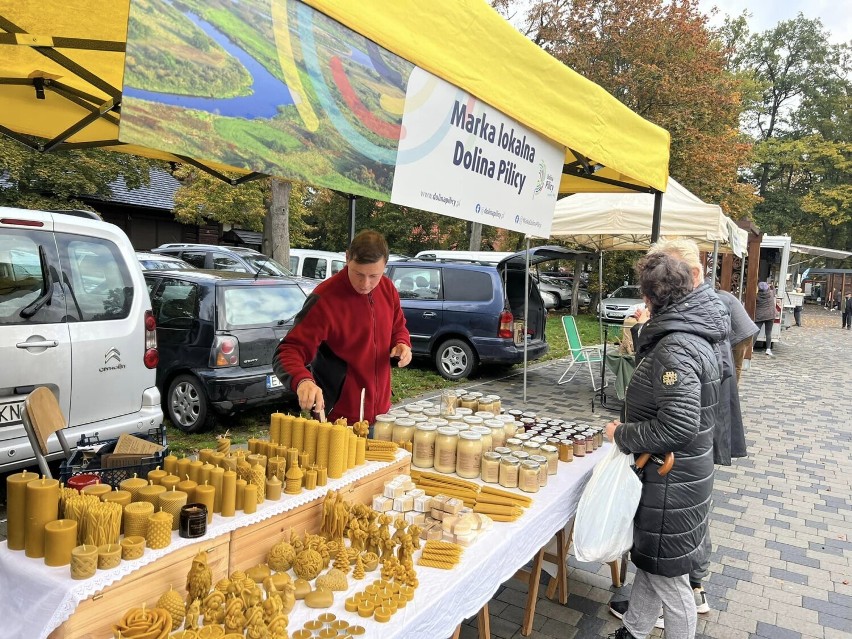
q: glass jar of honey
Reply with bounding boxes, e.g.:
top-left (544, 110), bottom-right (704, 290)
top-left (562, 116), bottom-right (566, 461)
top-left (519, 461), bottom-right (541, 493)
top-left (499, 456), bottom-right (520, 488)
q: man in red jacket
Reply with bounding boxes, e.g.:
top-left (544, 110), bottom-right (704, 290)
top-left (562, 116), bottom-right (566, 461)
top-left (273, 230), bottom-right (412, 423)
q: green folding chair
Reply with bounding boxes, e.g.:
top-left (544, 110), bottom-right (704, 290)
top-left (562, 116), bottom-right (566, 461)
top-left (557, 315), bottom-right (607, 391)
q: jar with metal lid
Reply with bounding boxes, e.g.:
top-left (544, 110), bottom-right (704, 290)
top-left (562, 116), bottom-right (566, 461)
top-left (471, 425), bottom-right (492, 452)
top-left (499, 456), bottom-right (520, 488)
top-left (456, 430), bottom-right (483, 479)
top-left (531, 435), bottom-right (548, 445)
top-left (493, 446), bottom-right (512, 457)
top-left (513, 450), bottom-right (531, 461)
top-left (519, 461), bottom-right (541, 493)
top-left (434, 427), bottom-right (460, 474)
top-left (593, 428), bottom-right (604, 449)
top-left (459, 394), bottom-right (478, 410)
top-left (506, 438), bottom-right (523, 451)
top-left (484, 394), bottom-right (502, 414)
top-left (508, 409), bottom-right (523, 419)
top-left (521, 411), bottom-right (537, 419)
top-left (408, 414), bottom-right (428, 425)
top-left (454, 407), bottom-right (473, 418)
top-left (523, 441), bottom-right (542, 455)
top-left (474, 410), bottom-right (495, 420)
top-left (515, 433), bottom-right (532, 444)
top-left (540, 444), bottom-right (559, 475)
top-left (405, 403), bottom-right (425, 414)
top-left (423, 407), bottom-right (441, 419)
top-left (416, 399), bottom-right (435, 408)
top-left (480, 452), bottom-right (501, 483)
top-left (447, 421), bottom-right (468, 432)
top-left (476, 396), bottom-right (496, 413)
top-left (573, 434), bottom-right (586, 457)
top-left (583, 430), bottom-right (595, 453)
top-left (558, 440), bottom-right (574, 462)
top-left (392, 418), bottom-right (416, 446)
top-left (546, 437), bottom-right (561, 448)
top-left (412, 423), bottom-right (438, 468)
top-left (428, 417), bottom-right (449, 428)
top-left (389, 409), bottom-right (410, 418)
top-left (519, 417), bottom-right (535, 431)
top-left (463, 415), bottom-right (484, 427)
top-left (547, 419), bottom-right (562, 427)
top-left (485, 419), bottom-right (506, 448)
top-left (468, 391), bottom-right (484, 399)
top-left (373, 414), bottom-right (396, 442)
top-left (529, 455), bottom-right (549, 487)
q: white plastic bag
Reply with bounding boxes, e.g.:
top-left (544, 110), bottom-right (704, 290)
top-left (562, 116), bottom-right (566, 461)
top-left (573, 445), bottom-right (643, 563)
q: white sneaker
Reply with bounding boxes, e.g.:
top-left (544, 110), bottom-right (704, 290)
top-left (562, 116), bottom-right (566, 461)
top-left (765, 349), bottom-right (774, 357)
top-left (694, 587), bottom-right (710, 614)
top-left (655, 614), bottom-right (665, 629)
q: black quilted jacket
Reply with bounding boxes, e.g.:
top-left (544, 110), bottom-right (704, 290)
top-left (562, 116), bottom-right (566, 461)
top-left (614, 285), bottom-right (727, 577)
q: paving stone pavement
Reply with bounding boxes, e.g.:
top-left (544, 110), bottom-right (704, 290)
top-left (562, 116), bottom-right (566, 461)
top-left (400, 306), bottom-right (851, 639)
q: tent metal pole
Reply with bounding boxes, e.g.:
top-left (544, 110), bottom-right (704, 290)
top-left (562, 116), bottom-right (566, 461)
top-left (523, 236), bottom-right (530, 405)
top-left (599, 251), bottom-right (604, 345)
top-left (650, 191), bottom-right (663, 243)
top-left (710, 241), bottom-right (720, 282)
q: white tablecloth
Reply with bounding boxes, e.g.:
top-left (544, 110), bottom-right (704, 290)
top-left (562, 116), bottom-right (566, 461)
top-left (0, 452), bottom-right (408, 639)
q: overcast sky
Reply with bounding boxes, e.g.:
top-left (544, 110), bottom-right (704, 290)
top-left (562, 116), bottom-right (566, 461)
top-left (699, 0), bottom-right (851, 45)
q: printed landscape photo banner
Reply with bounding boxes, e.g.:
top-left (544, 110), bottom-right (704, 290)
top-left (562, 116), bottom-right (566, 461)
top-left (120, 0), bottom-right (564, 236)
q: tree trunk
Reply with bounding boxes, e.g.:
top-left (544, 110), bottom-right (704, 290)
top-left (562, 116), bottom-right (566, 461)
top-left (468, 222), bottom-right (482, 251)
top-left (264, 178), bottom-right (291, 266)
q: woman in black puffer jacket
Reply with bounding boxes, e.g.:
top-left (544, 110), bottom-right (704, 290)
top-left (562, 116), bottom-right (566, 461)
top-left (605, 253), bottom-right (726, 639)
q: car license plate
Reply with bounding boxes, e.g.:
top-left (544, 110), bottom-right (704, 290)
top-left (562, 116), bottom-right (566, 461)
top-left (266, 375), bottom-right (282, 390)
top-left (0, 398), bottom-right (25, 426)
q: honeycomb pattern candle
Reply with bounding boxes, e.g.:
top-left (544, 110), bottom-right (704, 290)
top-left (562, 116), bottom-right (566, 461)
top-left (304, 419), bottom-right (319, 465)
top-left (292, 416), bottom-right (306, 452)
top-left (316, 422), bottom-right (331, 470)
top-left (123, 501), bottom-right (154, 538)
top-left (147, 466), bottom-right (168, 485)
top-left (242, 482), bottom-right (257, 514)
top-left (328, 425), bottom-right (346, 479)
top-left (25, 476), bottom-right (60, 559)
top-left (299, 451), bottom-right (309, 471)
top-left (220, 470), bottom-right (237, 517)
top-left (158, 487), bottom-right (188, 531)
top-left (210, 466), bottom-right (224, 513)
top-left (163, 453), bottom-right (178, 475)
top-left (44, 519), bottom-right (78, 567)
top-left (176, 477), bottom-right (197, 503)
top-left (271, 412), bottom-right (285, 444)
top-left (137, 481), bottom-right (166, 509)
top-left (235, 479), bottom-right (247, 510)
top-left (286, 447), bottom-right (299, 470)
top-left (281, 414), bottom-right (294, 447)
top-left (146, 510), bottom-right (172, 549)
top-left (355, 437), bottom-right (366, 466)
top-left (119, 474), bottom-right (148, 502)
top-left (266, 476), bottom-right (282, 501)
top-left (5, 470), bottom-right (38, 550)
top-left (70, 544), bottom-right (98, 580)
top-left (187, 459), bottom-right (204, 484)
top-left (347, 431), bottom-right (358, 470)
top-left (267, 457), bottom-right (286, 481)
top-left (194, 481), bottom-right (216, 523)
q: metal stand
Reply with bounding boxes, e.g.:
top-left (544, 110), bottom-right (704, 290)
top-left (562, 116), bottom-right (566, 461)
top-left (592, 324), bottom-right (610, 412)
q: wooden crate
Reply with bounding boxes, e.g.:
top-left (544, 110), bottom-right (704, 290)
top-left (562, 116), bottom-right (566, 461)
top-left (49, 534), bottom-right (230, 639)
top-left (229, 455), bottom-right (410, 573)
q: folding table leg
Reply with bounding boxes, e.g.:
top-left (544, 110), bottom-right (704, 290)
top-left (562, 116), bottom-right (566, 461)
top-left (608, 560), bottom-right (622, 588)
top-left (521, 547), bottom-right (545, 636)
top-left (477, 603), bottom-right (491, 639)
top-left (451, 624), bottom-right (461, 639)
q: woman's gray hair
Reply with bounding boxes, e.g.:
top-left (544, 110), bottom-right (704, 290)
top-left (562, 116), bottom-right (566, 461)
top-left (635, 252), bottom-right (694, 314)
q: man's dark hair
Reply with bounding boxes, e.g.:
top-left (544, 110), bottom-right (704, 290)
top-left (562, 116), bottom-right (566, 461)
top-left (348, 230), bottom-right (389, 264)
top-left (636, 252), bottom-right (693, 314)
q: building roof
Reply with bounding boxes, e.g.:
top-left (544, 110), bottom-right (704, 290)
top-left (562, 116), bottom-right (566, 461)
top-left (86, 167), bottom-right (179, 211)
top-left (790, 243), bottom-right (852, 260)
top-left (223, 229), bottom-right (263, 246)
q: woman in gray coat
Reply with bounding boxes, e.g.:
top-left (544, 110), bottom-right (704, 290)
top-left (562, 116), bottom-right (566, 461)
top-left (605, 252), bottom-right (726, 639)
top-left (754, 281), bottom-right (776, 355)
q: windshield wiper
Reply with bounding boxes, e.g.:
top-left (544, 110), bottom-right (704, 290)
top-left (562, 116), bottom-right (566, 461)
top-left (19, 245), bottom-right (53, 318)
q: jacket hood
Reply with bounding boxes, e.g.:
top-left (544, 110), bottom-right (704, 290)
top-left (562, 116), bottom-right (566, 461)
top-left (637, 283), bottom-right (728, 356)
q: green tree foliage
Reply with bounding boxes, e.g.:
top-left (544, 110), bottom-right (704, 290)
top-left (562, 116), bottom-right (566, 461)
top-left (0, 138), bottom-right (153, 211)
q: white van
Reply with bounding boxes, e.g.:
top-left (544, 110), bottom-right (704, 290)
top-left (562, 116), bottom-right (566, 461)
top-left (414, 250), bottom-right (515, 264)
top-left (288, 249), bottom-right (346, 281)
top-left (0, 208), bottom-right (163, 473)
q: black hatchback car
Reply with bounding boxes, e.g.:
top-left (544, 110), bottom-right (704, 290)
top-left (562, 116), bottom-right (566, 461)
top-left (144, 270), bottom-right (305, 432)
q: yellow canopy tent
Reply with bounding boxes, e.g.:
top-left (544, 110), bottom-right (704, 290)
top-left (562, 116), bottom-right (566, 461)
top-left (0, 0), bottom-right (669, 194)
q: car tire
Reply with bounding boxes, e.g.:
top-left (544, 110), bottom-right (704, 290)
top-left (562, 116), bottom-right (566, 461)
top-left (435, 339), bottom-right (477, 381)
top-left (167, 374), bottom-right (213, 433)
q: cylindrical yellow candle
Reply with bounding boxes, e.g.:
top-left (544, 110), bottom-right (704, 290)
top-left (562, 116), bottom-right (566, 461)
top-left (200, 462), bottom-right (215, 487)
top-left (120, 535), bottom-right (146, 560)
top-left (176, 477), bottom-right (197, 503)
top-left (194, 481), bottom-right (215, 523)
top-left (275, 444), bottom-right (288, 459)
top-left (101, 490), bottom-right (131, 534)
top-left (328, 425), bottom-right (346, 479)
top-left (316, 422), bottom-right (331, 470)
top-left (118, 474), bottom-right (147, 502)
top-left (44, 519), bottom-right (78, 567)
top-left (163, 453), bottom-right (178, 476)
top-left (258, 440), bottom-right (271, 458)
top-left (241, 483), bottom-right (257, 514)
top-left (123, 501), bottom-right (154, 538)
top-left (7, 470), bottom-right (40, 551)
top-left (304, 469), bottom-right (317, 491)
top-left (83, 501), bottom-right (122, 546)
top-left (70, 544), bottom-right (98, 579)
top-left (317, 466), bottom-right (328, 487)
top-left (271, 412), bottom-right (285, 444)
top-left (210, 467), bottom-right (225, 513)
top-left (281, 414), bottom-right (294, 447)
top-left (146, 510), bottom-right (172, 549)
top-left (355, 437), bottom-right (366, 466)
top-left (246, 453), bottom-right (267, 469)
top-left (187, 459), bottom-right (204, 484)
top-left (198, 448), bottom-right (215, 464)
top-left (147, 466), bottom-right (168, 485)
top-left (221, 470), bottom-right (237, 517)
top-left (160, 474), bottom-right (181, 492)
top-left (221, 454), bottom-right (237, 472)
top-left (247, 437), bottom-right (260, 454)
top-left (97, 543), bottom-right (122, 570)
top-left (158, 488), bottom-right (188, 531)
top-left (25, 477), bottom-right (60, 558)
top-left (250, 464), bottom-right (265, 505)
top-left (235, 479), bottom-right (247, 511)
top-left (266, 476), bottom-right (282, 501)
top-left (299, 452), bottom-right (310, 472)
top-left (267, 457), bottom-right (285, 481)
top-left (304, 419), bottom-right (319, 465)
top-left (175, 456), bottom-right (191, 482)
top-left (292, 417), bottom-right (306, 453)
top-left (81, 483), bottom-right (112, 499)
top-left (210, 451), bottom-right (226, 468)
top-left (137, 482), bottom-right (167, 509)
top-left (285, 447), bottom-right (299, 470)
top-left (347, 431), bottom-right (357, 470)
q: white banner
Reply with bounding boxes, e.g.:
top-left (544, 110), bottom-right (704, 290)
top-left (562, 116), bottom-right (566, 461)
top-left (391, 67), bottom-right (564, 238)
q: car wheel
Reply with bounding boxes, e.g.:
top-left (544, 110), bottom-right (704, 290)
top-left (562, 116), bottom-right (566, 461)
top-left (167, 374), bottom-right (213, 433)
top-left (435, 339), bottom-right (477, 381)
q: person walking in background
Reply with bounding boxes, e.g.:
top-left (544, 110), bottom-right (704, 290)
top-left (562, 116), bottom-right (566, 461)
top-left (715, 285), bottom-right (759, 384)
top-left (844, 293), bottom-right (852, 330)
top-left (754, 281), bottom-right (776, 356)
top-left (793, 288), bottom-right (803, 327)
top-left (605, 252), bottom-right (724, 639)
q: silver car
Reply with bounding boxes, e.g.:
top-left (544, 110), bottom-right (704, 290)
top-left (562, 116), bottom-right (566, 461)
top-left (597, 285), bottom-right (646, 323)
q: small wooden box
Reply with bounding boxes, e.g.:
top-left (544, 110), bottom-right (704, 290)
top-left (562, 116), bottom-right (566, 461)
top-left (229, 454), bottom-right (410, 573)
top-left (49, 534), bottom-right (230, 639)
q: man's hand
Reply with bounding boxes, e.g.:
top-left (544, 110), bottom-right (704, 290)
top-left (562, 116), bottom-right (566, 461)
top-left (605, 420), bottom-right (621, 442)
top-left (390, 343), bottom-right (412, 367)
top-left (296, 379), bottom-right (324, 414)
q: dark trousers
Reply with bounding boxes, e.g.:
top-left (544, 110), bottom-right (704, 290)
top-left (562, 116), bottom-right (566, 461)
top-left (756, 319), bottom-right (774, 348)
top-left (844, 312), bottom-right (851, 329)
top-left (793, 306), bottom-right (802, 327)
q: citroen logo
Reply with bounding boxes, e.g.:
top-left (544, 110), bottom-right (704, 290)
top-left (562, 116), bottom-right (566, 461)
top-left (105, 347), bottom-right (121, 365)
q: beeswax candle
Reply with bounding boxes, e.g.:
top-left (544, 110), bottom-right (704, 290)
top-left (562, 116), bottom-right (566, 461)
top-left (235, 479), bottom-right (247, 510)
top-left (304, 419), bottom-right (319, 465)
top-left (176, 477), bottom-right (197, 503)
top-left (247, 437), bottom-right (260, 454)
top-left (221, 470), bottom-right (237, 517)
top-left (158, 487), bottom-right (188, 531)
top-left (266, 476), bottom-right (282, 501)
top-left (147, 466), bottom-right (167, 485)
top-left (210, 451), bottom-right (225, 468)
top-left (328, 425), bottom-right (346, 479)
top-left (6, 470), bottom-right (37, 550)
top-left (299, 451), bottom-right (309, 471)
top-left (347, 431), bottom-right (357, 470)
top-left (220, 454), bottom-right (237, 472)
top-left (250, 464), bottom-right (265, 505)
top-left (246, 453), bottom-right (267, 469)
top-left (236, 459), bottom-right (252, 482)
top-left (317, 466), bottom-right (328, 486)
top-left (120, 535), bottom-right (145, 560)
top-left (137, 482), bottom-right (166, 509)
top-left (160, 474), bottom-right (180, 491)
top-left (163, 453), bottom-right (178, 475)
top-left (187, 459), bottom-right (204, 484)
top-left (70, 544), bottom-right (98, 579)
top-left (286, 447), bottom-right (299, 470)
top-left (83, 501), bottom-right (122, 546)
top-left (292, 416), bottom-right (306, 452)
top-left (198, 448), bottom-right (214, 464)
top-left (44, 519), bottom-right (78, 567)
top-left (284, 464), bottom-right (303, 495)
top-left (242, 483), bottom-right (257, 514)
top-left (101, 490), bottom-right (131, 533)
top-left (304, 468), bottom-right (317, 491)
top-left (146, 510), bottom-right (172, 549)
top-left (123, 501), bottom-right (154, 538)
top-left (280, 413), bottom-right (294, 447)
top-left (81, 483), bottom-right (112, 498)
top-left (355, 437), bottom-right (366, 466)
top-left (175, 456), bottom-right (191, 482)
top-left (200, 462), bottom-right (215, 486)
top-left (210, 466), bottom-right (224, 513)
top-left (194, 481), bottom-right (215, 523)
top-left (25, 477), bottom-right (60, 558)
top-left (97, 543), bottom-right (121, 570)
top-left (316, 422), bottom-right (331, 470)
top-left (267, 456), bottom-right (285, 481)
top-left (119, 474), bottom-right (147, 502)
top-left (271, 412), bottom-right (285, 444)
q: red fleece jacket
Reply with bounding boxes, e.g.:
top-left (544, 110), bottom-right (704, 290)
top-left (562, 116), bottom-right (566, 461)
top-left (274, 267), bottom-right (410, 423)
